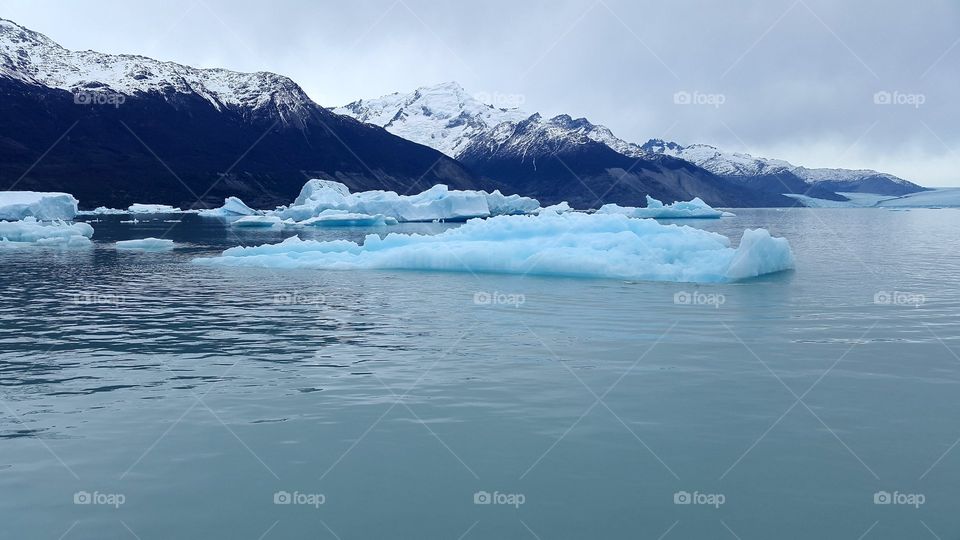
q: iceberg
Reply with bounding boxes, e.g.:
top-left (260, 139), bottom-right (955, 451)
top-left (273, 179), bottom-right (539, 223)
top-left (199, 197), bottom-right (260, 217)
top-left (0, 217), bottom-right (93, 247)
top-left (128, 203), bottom-right (183, 214)
top-left (298, 210), bottom-right (398, 227)
top-left (596, 196), bottom-right (728, 219)
top-left (195, 212), bottom-right (794, 283)
top-left (231, 215), bottom-right (284, 228)
top-left (537, 202), bottom-right (574, 214)
top-left (115, 238), bottom-right (175, 251)
top-left (0, 191), bottom-right (79, 221)
top-left (78, 206), bottom-right (128, 216)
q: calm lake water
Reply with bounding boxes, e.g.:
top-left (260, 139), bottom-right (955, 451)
top-left (1, 208), bottom-right (959, 539)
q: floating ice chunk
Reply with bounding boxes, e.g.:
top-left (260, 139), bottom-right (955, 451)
top-left (128, 203), bottom-right (183, 214)
top-left (0, 217), bottom-right (93, 247)
top-left (537, 202), bottom-right (574, 214)
top-left (195, 212), bottom-right (794, 283)
top-left (0, 191), bottom-right (79, 220)
top-left (231, 215), bottom-right (284, 228)
top-left (596, 196), bottom-right (726, 219)
top-left (274, 179), bottom-right (539, 223)
top-left (485, 190), bottom-right (541, 216)
top-left (298, 210), bottom-right (397, 227)
top-left (78, 206), bottom-right (128, 215)
top-left (199, 196), bottom-right (260, 217)
top-left (115, 238), bottom-right (175, 251)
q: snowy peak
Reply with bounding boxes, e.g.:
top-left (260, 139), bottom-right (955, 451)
top-left (0, 18), bottom-right (316, 125)
top-left (333, 82), bottom-right (530, 157)
top-left (334, 82), bottom-right (648, 160)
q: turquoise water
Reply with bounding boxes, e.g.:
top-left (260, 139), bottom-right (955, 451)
top-left (1, 209), bottom-right (959, 539)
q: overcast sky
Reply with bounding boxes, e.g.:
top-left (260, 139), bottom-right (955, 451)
top-left (3, 0), bottom-right (958, 185)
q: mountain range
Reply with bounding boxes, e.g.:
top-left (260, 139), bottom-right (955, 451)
top-left (0, 18), bottom-right (926, 210)
top-left (336, 83), bottom-right (925, 206)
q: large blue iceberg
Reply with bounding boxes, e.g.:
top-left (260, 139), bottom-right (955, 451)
top-left (194, 212), bottom-right (794, 283)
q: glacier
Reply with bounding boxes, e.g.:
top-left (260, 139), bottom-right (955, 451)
top-left (115, 238), bottom-right (175, 251)
top-left (596, 196), bottom-right (730, 219)
top-left (194, 212), bottom-right (794, 283)
top-left (0, 191), bottom-right (79, 221)
top-left (272, 179), bottom-right (539, 223)
top-left (0, 217), bottom-right (93, 247)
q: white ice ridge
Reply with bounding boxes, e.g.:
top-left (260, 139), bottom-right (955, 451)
top-left (115, 238), bottom-right (175, 251)
top-left (272, 179), bottom-right (539, 223)
top-left (0, 191), bottom-right (79, 221)
top-left (596, 196), bottom-right (730, 219)
top-left (195, 212), bottom-right (795, 283)
top-left (0, 217), bottom-right (93, 247)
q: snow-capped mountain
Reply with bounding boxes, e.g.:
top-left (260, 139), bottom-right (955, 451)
top-left (334, 82), bottom-right (648, 160)
top-left (336, 84), bottom-right (798, 207)
top-left (334, 82), bottom-right (528, 157)
top-left (0, 18), bottom-right (314, 126)
top-left (641, 139), bottom-right (924, 196)
top-left (0, 19), bottom-right (480, 208)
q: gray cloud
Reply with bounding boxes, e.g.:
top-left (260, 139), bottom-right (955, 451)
top-left (2, 0), bottom-right (957, 185)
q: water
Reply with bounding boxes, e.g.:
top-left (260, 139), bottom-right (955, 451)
top-left (1, 209), bottom-right (959, 539)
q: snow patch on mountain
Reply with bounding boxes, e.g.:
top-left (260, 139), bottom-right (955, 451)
top-left (642, 139), bottom-right (919, 188)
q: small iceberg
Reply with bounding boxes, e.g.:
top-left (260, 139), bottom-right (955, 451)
top-left (195, 212), bottom-right (794, 283)
top-left (231, 215), bottom-right (284, 228)
top-left (596, 196), bottom-right (729, 219)
top-left (78, 206), bottom-right (128, 216)
top-left (0, 191), bottom-right (79, 221)
top-left (115, 238), bottom-right (175, 251)
top-left (199, 197), bottom-right (260, 217)
top-left (0, 217), bottom-right (93, 247)
top-left (273, 179), bottom-right (540, 223)
top-left (128, 203), bottom-right (183, 214)
top-left (298, 210), bottom-right (398, 227)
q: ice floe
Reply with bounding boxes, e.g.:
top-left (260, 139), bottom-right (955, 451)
top-left (0, 217), bottom-right (93, 247)
top-left (115, 238), bottom-right (175, 251)
top-left (596, 196), bottom-right (729, 219)
top-left (195, 212), bottom-right (794, 283)
top-left (0, 191), bottom-right (79, 221)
